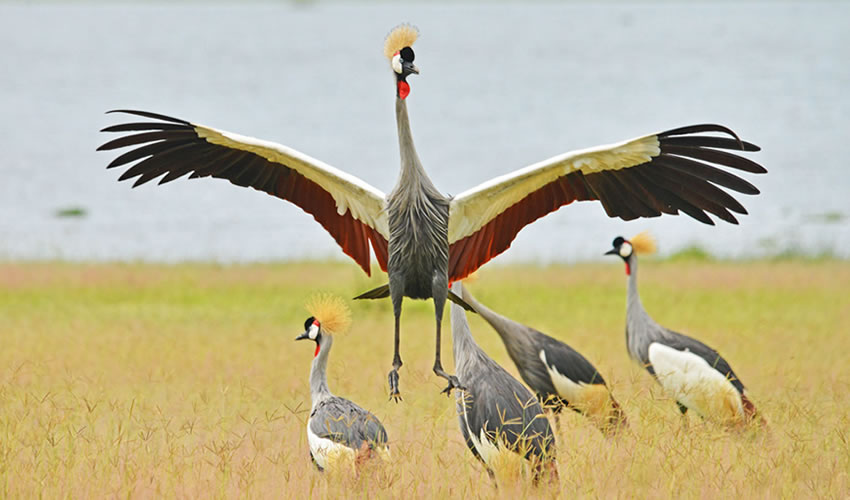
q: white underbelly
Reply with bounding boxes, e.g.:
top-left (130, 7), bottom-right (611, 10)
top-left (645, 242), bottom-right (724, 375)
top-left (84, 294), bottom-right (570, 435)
top-left (307, 420), bottom-right (355, 470)
top-left (648, 342), bottom-right (744, 422)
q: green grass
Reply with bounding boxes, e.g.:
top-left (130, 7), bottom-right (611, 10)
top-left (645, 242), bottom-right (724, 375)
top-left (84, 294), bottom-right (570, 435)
top-left (0, 260), bottom-right (848, 497)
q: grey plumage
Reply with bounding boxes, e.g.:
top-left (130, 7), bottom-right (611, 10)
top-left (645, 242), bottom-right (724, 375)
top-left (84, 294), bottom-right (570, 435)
top-left (607, 236), bottom-right (761, 423)
top-left (308, 397), bottom-right (388, 464)
top-left (450, 282), bottom-right (557, 484)
top-left (297, 321), bottom-right (389, 470)
top-left (373, 84), bottom-right (462, 401)
top-left (458, 286), bottom-right (627, 436)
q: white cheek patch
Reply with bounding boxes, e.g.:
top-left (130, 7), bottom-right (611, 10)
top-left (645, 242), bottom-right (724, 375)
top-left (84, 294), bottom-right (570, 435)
top-left (391, 53), bottom-right (402, 74)
top-left (308, 323), bottom-right (320, 340)
top-left (619, 242), bottom-right (633, 258)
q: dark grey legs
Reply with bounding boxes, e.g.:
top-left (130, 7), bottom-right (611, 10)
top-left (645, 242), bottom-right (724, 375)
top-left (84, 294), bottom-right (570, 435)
top-left (388, 290), bottom-right (404, 402)
top-left (432, 274), bottom-right (464, 396)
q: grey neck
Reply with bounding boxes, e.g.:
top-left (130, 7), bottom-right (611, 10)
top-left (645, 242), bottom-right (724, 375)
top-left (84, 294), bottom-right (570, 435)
top-left (624, 255), bottom-right (661, 361)
top-left (626, 255), bottom-right (643, 316)
top-left (459, 286), bottom-right (531, 358)
top-left (309, 333), bottom-right (333, 408)
top-left (394, 97), bottom-right (438, 193)
top-left (449, 283), bottom-right (485, 375)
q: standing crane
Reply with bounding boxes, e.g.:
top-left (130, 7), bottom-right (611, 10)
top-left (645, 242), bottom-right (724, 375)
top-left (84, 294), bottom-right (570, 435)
top-left (457, 285), bottom-right (627, 436)
top-left (450, 282), bottom-right (558, 485)
top-left (295, 295), bottom-right (390, 471)
top-left (98, 24), bottom-right (766, 402)
top-left (605, 232), bottom-right (763, 425)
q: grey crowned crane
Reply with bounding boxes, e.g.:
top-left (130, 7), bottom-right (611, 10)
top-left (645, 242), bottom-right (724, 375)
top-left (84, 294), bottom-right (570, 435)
top-left (457, 285), bottom-right (627, 437)
top-left (605, 233), bottom-right (763, 425)
top-left (99, 24), bottom-right (766, 403)
top-left (296, 295), bottom-right (390, 471)
top-left (450, 282), bottom-right (558, 485)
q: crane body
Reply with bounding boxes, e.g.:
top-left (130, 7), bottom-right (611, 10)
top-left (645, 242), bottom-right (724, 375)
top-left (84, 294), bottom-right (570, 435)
top-left (296, 299), bottom-right (390, 471)
top-left (450, 282), bottom-right (558, 485)
top-left (607, 234), bottom-right (763, 424)
top-left (458, 286), bottom-right (627, 436)
top-left (99, 24), bottom-right (766, 402)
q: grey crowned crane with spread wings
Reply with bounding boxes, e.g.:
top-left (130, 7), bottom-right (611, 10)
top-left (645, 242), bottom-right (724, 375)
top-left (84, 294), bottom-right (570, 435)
top-left (457, 285), bottom-right (628, 437)
top-left (98, 24), bottom-right (766, 402)
top-left (605, 233), bottom-right (764, 426)
top-left (449, 282), bottom-right (558, 485)
top-left (295, 295), bottom-right (390, 471)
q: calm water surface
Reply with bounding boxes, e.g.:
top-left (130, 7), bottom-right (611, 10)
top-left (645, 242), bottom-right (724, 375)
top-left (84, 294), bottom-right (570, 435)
top-left (0, 3), bottom-right (847, 263)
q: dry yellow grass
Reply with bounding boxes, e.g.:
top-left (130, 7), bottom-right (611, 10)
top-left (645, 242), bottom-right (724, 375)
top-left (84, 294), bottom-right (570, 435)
top-left (0, 260), bottom-right (848, 497)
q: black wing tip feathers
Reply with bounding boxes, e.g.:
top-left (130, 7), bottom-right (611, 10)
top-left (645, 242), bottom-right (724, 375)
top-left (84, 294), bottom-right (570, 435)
top-left (659, 123), bottom-right (764, 155)
top-left (103, 109), bottom-right (191, 125)
top-left (660, 123), bottom-right (740, 141)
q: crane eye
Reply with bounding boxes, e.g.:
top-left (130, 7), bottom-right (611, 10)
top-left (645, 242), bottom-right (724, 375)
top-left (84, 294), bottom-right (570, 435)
top-left (391, 53), bottom-right (402, 74)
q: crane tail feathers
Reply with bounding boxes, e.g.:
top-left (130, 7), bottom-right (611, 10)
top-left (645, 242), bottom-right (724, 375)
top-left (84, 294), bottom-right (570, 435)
top-left (351, 285), bottom-right (475, 312)
top-left (448, 290), bottom-right (475, 312)
top-left (353, 284), bottom-right (390, 300)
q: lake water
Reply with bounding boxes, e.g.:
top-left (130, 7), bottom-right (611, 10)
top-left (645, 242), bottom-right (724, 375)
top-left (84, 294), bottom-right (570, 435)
top-left (1, 2), bottom-right (847, 263)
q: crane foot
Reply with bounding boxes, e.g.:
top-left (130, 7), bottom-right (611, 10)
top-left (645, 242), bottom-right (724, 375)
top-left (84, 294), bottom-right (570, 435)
top-left (388, 369), bottom-right (403, 403)
top-left (439, 375), bottom-right (466, 397)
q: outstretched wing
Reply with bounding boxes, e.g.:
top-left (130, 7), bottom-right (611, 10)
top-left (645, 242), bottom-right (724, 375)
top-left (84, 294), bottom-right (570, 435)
top-left (447, 125), bottom-right (765, 281)
top-left (98, 110), bottom-right (389, 275)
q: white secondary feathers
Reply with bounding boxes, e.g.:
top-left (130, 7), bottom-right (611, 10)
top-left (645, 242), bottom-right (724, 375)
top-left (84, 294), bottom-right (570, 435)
top-left (648, 343), bottom-right (745, 421)
top-left (447, 133), bottom-right (661, 244)
top-left (459, 390), bottom-right (513, 468)
top-left (539, 350), bottom-right (585, 404)
top-left (194, 123), bottom-right (390, 239)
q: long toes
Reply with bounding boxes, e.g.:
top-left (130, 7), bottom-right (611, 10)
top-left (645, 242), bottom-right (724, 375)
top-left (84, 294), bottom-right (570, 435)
top-left (440, 378), bottom-right (465, 397)
top-left (449, 376), bottom-right (466, 391)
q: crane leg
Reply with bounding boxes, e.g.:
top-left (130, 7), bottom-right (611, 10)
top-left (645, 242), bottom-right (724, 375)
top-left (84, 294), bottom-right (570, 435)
top-left (431, 277), bottom-right (464, 396)
top-left (387, 293), bottom-right (403, 403)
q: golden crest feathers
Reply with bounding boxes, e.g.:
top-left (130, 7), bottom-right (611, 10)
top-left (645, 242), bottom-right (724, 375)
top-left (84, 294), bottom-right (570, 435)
top-left (629, 231), bottom-right (657, 256)
top-left (305, 293), bottom-right (352, 335)
top-left (384, 24), bottom-right (419, 60)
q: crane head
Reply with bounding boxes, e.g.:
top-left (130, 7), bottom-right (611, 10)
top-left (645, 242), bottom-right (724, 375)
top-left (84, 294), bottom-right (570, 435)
top-left (606, 232), bottom-right (656, 275)
top-left (605, 236), bottom-right (633, 275)
top-left (296, 316), bottom-right (322, 357)
top-left (385, 24), bottom-right (420, 99)
top-left (606, 236), bottom-right (633, 259)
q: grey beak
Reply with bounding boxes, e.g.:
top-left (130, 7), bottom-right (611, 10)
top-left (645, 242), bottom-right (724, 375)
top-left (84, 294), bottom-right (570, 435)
top-left (604, 248), bottom-right (619, 256)
top-left (403, 61), bottom-right (419, 75)
top-left (295, 331), bottom-right (309, 341)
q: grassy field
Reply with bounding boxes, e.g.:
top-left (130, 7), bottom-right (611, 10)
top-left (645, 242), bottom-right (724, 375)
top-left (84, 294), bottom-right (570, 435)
top-left (0, 259), bottom-right (848, 497)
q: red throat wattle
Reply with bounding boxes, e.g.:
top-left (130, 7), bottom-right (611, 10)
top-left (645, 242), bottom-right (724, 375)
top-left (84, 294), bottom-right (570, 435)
top-left (625, 262), bottom-right (631, 276)
top-left (314, 344), bottom-right (320, 358)
top-left (398, 81), bottom-right (410, 100)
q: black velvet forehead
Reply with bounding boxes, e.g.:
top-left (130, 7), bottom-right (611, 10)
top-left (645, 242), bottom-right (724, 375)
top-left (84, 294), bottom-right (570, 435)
top-left (400, 46), bottom-right (415, 62)
top-left (612, 236), bottom-right (625, 247)
top-left (303, 316), bottom-right (316, 330)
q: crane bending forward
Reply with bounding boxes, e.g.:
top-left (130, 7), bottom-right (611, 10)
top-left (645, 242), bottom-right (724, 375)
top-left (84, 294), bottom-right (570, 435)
top-left (98, 25), bottom-right (767, 402)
